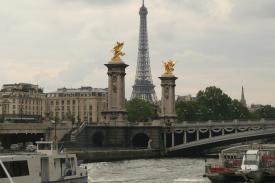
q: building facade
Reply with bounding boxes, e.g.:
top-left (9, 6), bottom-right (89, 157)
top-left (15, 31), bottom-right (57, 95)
top-left (249, 104), bottom-right (264, 112)
top-left (0, 83), bottom-right (46, 122)
top-left (46, 87), bottom-right (107, 124)
top-left (176, 94), bottom-right (196, 102)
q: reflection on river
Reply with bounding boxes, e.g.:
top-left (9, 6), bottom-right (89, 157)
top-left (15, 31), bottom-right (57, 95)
top-left (86, 158), bottom-right (215, 183)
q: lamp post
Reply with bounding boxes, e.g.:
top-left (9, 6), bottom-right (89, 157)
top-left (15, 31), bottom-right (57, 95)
top-left (77, 96), bottom-right (80, 126)
top-left (208, 108), bottom-right (213, 120)
top-left (51, 120), bottom-right (57, 150)
top-left (54, 121), bottom-right (57, 141)
top-left (54, 106), bottom-right (60, 144)
top-left (20, 93), bottom-right (24, 122)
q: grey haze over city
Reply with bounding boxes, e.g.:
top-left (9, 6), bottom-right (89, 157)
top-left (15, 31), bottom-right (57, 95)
top-left (0, 0), bottom-right (274, 106)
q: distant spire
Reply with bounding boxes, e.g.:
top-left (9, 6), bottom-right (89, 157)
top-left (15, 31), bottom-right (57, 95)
top-left (142, 0), bottom-right (144, 6)
top-left (240, 86), bottom-right (247, 107)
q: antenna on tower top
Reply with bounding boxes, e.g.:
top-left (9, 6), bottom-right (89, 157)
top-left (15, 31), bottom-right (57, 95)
top-left (142, 0), bottom-right (144, 6)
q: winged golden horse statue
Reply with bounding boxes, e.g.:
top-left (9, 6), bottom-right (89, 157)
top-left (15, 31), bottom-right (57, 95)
top-left (111, 41), bottom-right (125, 62)
top-left (163, 60), bottom-right (176, 75)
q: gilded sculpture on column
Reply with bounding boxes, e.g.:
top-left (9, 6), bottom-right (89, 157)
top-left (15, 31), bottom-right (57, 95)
top-left (163, 60), bottom-right (176, 75)
top-left (111, 41), bottom-right (125, 62)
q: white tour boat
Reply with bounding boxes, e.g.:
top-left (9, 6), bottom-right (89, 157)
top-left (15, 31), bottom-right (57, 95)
top-left (0, 141), bottom-right (88, 183)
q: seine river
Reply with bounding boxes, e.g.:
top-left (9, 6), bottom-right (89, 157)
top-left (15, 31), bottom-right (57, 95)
top-left (86, 158), bottom-right (217, 183)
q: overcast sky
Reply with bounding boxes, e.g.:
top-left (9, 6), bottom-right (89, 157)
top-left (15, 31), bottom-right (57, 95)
top-left (0, 0), bottom-right (274, 106)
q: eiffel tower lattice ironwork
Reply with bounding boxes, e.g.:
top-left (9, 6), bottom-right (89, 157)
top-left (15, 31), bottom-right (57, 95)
top-left (131, 0), bottom-right (157, 103)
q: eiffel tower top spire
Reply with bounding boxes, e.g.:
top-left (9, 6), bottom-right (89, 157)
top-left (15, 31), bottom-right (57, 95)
top-left (139, 0), bottom-right (148, 15)
top-left (131, 0), bottom-right (157, 102)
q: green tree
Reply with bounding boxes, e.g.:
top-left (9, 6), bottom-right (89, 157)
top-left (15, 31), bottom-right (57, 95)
top-left (125, 98), bottom-right (156, 122)
top-left (230, 99), bottom-right (250, 119)
top-left (254, 105), bottom-right (275, 119)
top-left (176, 101), bottom-right (199, 121)
top-left (176, 86), bottom-right (251, 122)
top-left (54, 116), bottom-right (60, 122)
top-left (197, 86), bottom-right (233, 120)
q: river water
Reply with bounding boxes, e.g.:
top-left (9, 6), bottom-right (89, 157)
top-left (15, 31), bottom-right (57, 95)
top-left (86, 158), bottom-right (218, 183)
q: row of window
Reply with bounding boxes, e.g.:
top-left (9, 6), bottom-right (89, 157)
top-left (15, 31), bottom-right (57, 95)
top-left (47, 92), bottom-right (106, 98)
top-left (50, 100), bottom-right (77, 105)
top-left (11, 110), bottom-right (41, 115)
top-left (53, 111), bottom-right (93, 116)
top-left (50, 106), bottom-right (93, 114)
top-left (11, 99), bottom-right (43, 105)
top-left (12, 105), bottom-right (41, 110)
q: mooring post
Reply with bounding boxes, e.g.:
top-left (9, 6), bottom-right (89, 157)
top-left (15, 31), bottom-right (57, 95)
top-left (163, 132), bottom-right (167, 148)
top-left (183, 130), bottom-right (187, 144)
top-left (172, 131), bottom-right (175, 147)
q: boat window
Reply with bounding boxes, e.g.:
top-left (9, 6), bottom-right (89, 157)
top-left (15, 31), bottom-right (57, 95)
top-left (38, 143), bottom-right (52, 150)
top-left (61, 158), bottom-right (76, 177)
top-left (0, 165), bottom-right (7, 178)
top-left (244, 154), bottom-right (258, 165)
top-left (0, 160), bottom-right (29, 178)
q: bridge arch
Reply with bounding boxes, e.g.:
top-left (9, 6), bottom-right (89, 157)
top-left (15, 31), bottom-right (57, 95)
top-left (132, 133), bottom-right (150, 148)
top-left (92, 131), bottom-right (104, 147)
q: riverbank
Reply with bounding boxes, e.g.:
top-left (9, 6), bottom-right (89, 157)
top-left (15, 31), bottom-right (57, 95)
top-left (68, 148), bottom-right (162, 163)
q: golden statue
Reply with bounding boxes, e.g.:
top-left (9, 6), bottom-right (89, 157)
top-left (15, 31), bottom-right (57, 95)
top-left (163, 60), bottom-right (176, 75)
top-left (111, 41), bottom-right (125, 62)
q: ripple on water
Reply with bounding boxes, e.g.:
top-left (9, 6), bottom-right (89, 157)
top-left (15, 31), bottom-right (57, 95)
top-left (86, 158), bottom-right (215, 183)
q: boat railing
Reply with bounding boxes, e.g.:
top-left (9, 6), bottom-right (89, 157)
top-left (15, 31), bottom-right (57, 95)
top-left (58, 143), bottom-right (64, 153)
top-left (0, 159), bottom-right (15, 183)
top-left (36, 141), bottom-right (59, 155)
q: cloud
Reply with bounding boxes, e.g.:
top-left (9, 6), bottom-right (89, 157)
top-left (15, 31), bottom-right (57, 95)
top-left (0, 0), bottom-right (274, 106)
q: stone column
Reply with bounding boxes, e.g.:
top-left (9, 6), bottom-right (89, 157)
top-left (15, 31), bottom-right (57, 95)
top-left (159, 74), bottom-right (177, 125)
top-left (172, 132), bottom-right (175, 147)
top-left (163, 133), bottom-right (167, 148)
top-left (183, 131), bottom-right (187, 144)
top-left (101, 60), bottom-right (128, 124)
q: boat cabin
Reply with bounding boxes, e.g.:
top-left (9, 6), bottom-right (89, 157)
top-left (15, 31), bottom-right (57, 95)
top-left (0, 141), bottom-right (87, 183)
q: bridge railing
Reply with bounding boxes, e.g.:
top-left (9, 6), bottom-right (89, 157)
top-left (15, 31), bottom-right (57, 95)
top-left (83, 119), bottom-right (275, 128)
top-left (173, 119), bottom-right (275, 128)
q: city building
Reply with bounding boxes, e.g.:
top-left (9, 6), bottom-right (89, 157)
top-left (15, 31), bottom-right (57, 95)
top-left (176, 94), bottom-right (196, 102)
top-left (249, 104), bottom-right (264, 112)
top-left (131, 0), bottom-right (158, 103)
top-left (46, 87), bottom-right (107, 124)
top-left (0, 83), bottom-right (46, 122)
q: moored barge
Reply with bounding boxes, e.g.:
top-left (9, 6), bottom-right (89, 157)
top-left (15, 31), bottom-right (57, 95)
top-left (204, 144), bottom-right (275, 183)
top-left (0, 141), bottom-right (88, 183)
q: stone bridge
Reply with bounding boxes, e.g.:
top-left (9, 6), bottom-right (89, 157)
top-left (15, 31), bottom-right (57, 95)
top-left (164, 119), bottom-right (275, 154)
top-left (0, 121), bottom-right (72, 148)
top-left (67, 119), bottom-right (275, 155)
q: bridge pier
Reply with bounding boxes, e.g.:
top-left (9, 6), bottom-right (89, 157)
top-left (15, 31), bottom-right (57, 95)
top-left (209, 130), bottom-right (212, 138)
top-left (172, 132), bottom-right (175, 147)
top-left (159, 73), bottom-right (177, 124)
top-left (163, 133), bottom-right (167, 148)
top-left (183, 131), bottom-right (186, 144)
top-left (101, 59), bottom-right (129, 124)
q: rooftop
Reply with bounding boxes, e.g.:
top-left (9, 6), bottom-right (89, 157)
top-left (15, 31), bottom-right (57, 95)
top-left (48, 86), bottom-right (108, 94)
top-left (1, 83), bottom-right (43, 93)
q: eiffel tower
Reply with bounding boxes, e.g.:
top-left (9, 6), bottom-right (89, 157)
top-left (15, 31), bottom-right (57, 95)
top-left (131, 0), bottom-right (157, 103)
